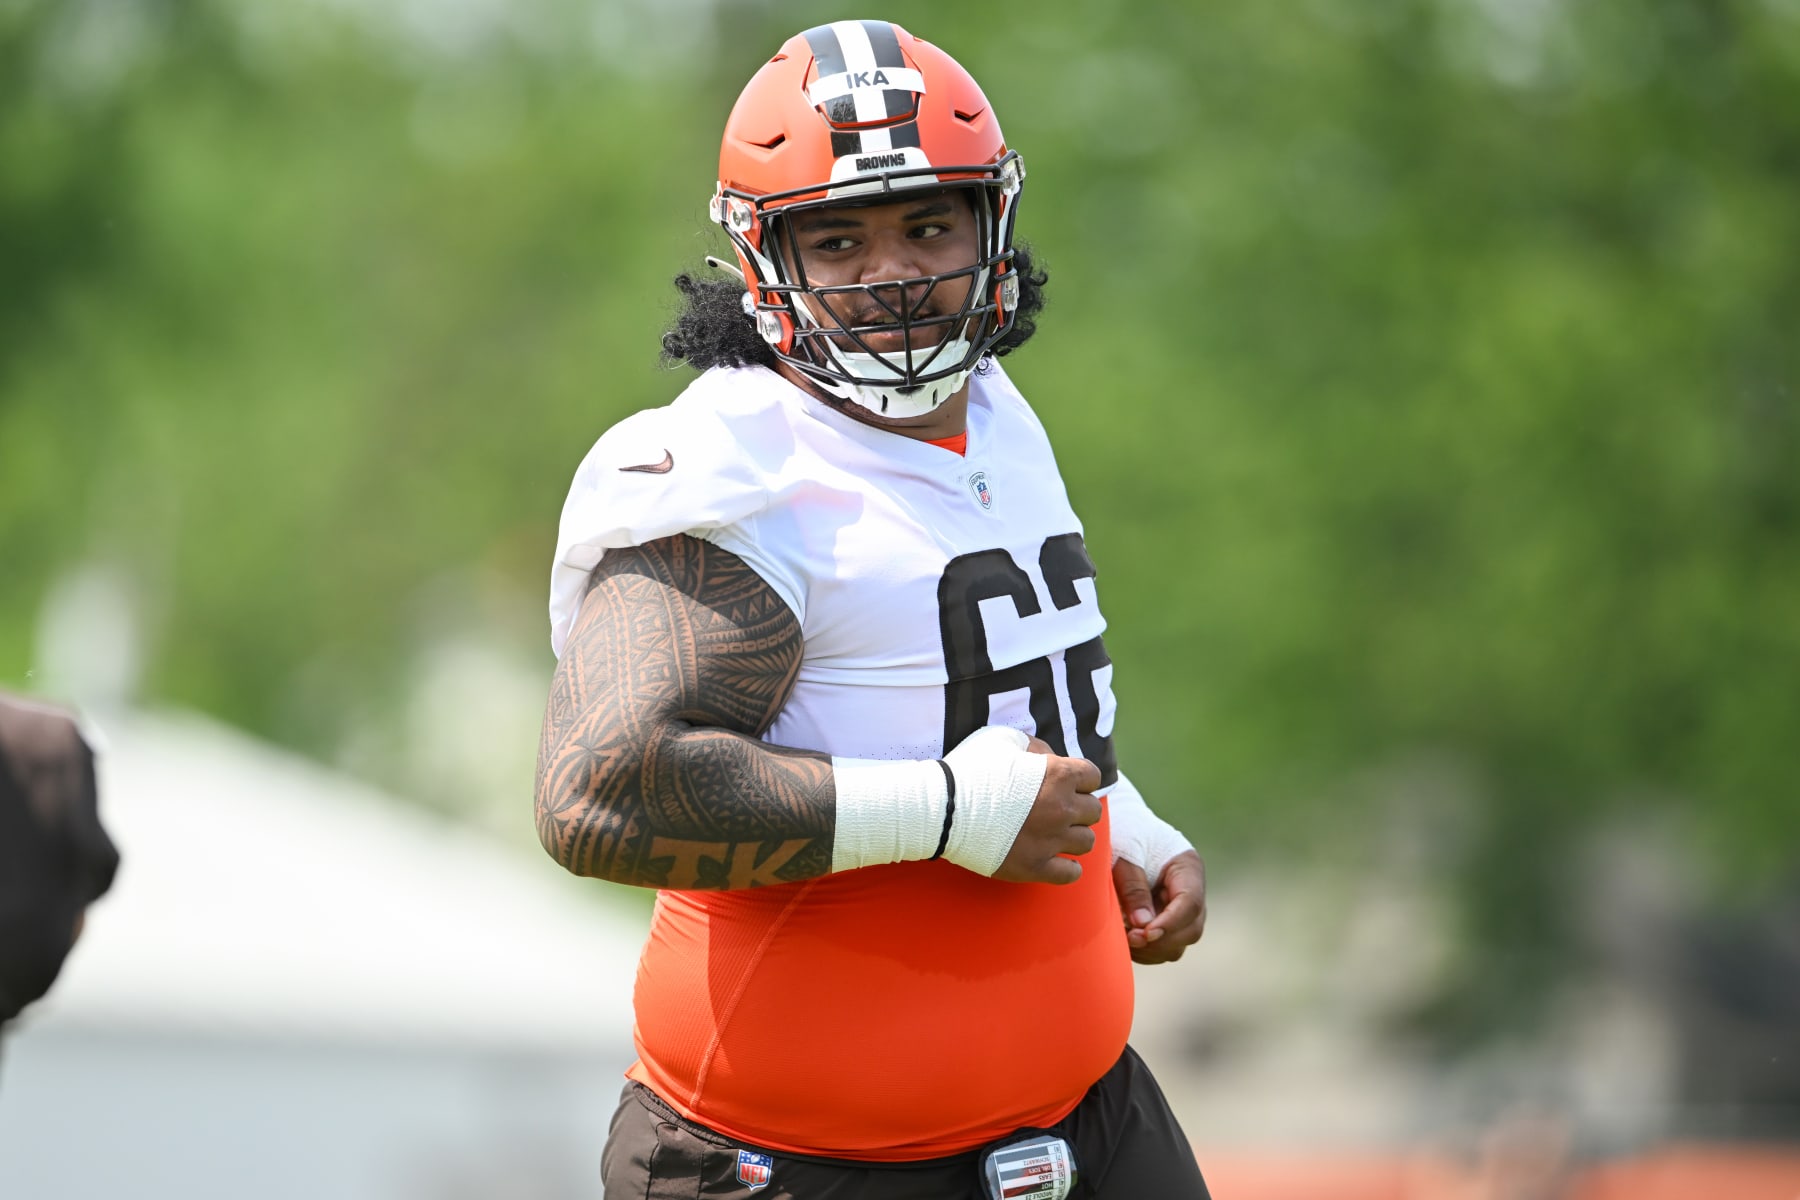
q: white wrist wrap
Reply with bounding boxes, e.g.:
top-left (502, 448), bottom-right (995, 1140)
top-left (830, 726), bottom-right (1049, 876)
top-left (1106, 770), bottom-right (1194, 883)
top-left (940, 726), bottom-right (1049, 875)
top-left (829, 757), bottom-right (950, 873)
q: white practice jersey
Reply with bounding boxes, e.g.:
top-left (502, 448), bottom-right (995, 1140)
top-left (549, 360), bottom-right (1118, 782)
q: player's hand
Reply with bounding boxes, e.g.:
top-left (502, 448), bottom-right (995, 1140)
top-left (991, 736), bottom-right (1102, 886)
top-left (1113, 850), bottom-right (1206, 964)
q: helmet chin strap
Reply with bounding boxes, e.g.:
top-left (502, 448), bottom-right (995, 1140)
top-left (815, 336), bottom-right (977, 418)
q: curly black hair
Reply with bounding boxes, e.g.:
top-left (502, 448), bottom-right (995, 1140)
top-left (659, 242), bottom-right (1049, 371)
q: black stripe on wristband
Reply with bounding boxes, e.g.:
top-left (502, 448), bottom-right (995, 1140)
top-left (928, 759), bottom-right (956, 861)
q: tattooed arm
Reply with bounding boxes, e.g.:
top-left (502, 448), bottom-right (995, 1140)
top-left (534, 534), bottom-right (835, 890)
top-left (536, 532), bottom-right (1109, 891)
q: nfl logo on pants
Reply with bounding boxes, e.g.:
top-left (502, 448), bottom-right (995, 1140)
top-left (736, 1149), bottom-right (773, 1191)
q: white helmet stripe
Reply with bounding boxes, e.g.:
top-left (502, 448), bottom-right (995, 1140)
top-left (827, 21), bottom-right (890, 124)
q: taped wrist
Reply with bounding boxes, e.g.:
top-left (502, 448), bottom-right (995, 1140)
top-left (1106, 770), bottom-right (1194, 883)
top-left (830, 726), bottom-right (1049, 876)
top-left (829, 757), bottom-right (952, 873)
top-left (939, 726), bottom-right (1049, 875)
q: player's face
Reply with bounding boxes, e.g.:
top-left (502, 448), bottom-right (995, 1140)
top-left (783, 190), bottom-right (981, 356)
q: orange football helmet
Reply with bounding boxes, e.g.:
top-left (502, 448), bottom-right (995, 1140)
top-left (710, 21), bottom-right (1026, 417)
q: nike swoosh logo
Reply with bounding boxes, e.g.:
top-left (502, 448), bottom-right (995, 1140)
top-left (618, 450), bottom-right (674, 475)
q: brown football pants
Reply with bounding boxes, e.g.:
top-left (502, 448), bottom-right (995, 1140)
top-left (600, 1045), bottom-right (1211, 1199)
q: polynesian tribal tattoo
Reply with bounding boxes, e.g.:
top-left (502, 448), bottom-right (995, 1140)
top-left (535, 534), bottom-right (835, 889)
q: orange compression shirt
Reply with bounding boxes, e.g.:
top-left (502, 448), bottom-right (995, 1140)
top-left (925, 429), bottom-right (969, 455)
top-left (626, 805), bottom-right (1133, 1160)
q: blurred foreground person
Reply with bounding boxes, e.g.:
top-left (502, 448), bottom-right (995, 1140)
top-left (0, 694), bottom-right (117, 1043)
top-left (536, 21), bottom-right (1208, 1198)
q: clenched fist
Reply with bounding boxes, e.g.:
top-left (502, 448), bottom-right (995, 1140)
top-left (992, 735), bottom-right (1102, 885)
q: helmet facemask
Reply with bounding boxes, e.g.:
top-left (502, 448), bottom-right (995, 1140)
top-left (714, 154), bottom-right (1025, 419)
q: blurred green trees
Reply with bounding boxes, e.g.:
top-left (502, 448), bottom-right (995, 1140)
top-left (3, 0), bottom-right (1796, 1035)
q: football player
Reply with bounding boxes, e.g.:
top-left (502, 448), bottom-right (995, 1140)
top-left (537, 21), bottom-right (1209, 1198)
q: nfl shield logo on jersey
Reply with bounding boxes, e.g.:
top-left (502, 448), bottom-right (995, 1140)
top-left (736, 1149), bottom-right (773, 1191)
top-left (968, 470), bottom-right (994, 511)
